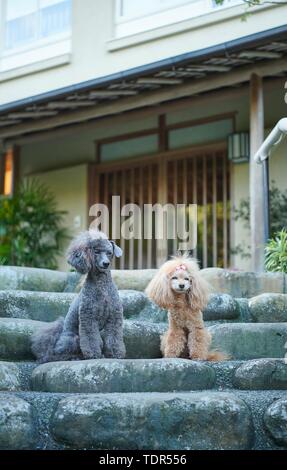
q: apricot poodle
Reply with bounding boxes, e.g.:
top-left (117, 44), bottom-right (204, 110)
top-left (146, 255), bottom-right (226, 361)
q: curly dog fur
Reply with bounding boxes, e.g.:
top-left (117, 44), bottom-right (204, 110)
top-left (31, 230), bottom-right (126, 363)
top-left (146, 255), bottom-right (226, 361)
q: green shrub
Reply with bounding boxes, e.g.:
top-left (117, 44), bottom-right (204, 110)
top-left (265, 229), bottom-right (287, 273)
top-left (232, 183), bottom-right (287, 259)
top-left (0, 180), bottom-right (69, 269)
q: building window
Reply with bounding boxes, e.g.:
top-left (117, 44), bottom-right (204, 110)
top-left (117, 0), bottom-right (192, 20)
top-left (4, 0), bottom-right (72, 50)
top-left (115, 0), bottom-right (242, 38)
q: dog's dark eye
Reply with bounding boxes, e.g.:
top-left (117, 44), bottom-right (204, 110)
top-left (171, 276), bottom-right (177, 280)
top-left (184, 277), bottom-right (189, 281)
top-left (107, 252), bottom-right (112, 256)
top-left (94, 249), bottom-right (100, 254)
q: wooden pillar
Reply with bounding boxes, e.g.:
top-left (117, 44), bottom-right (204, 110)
top-left (156, 115), bottom-right (168, 267)
top-left (249, 74), bottom-right (265, 272)
top-left (12, 145), bottom-right (20, 192)
top-left (0, 140), bottom-right (5, 195)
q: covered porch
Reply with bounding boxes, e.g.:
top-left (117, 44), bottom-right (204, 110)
top-left (1, 25), bottom-right (287, 270)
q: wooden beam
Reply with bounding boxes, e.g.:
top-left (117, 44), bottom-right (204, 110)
top-left (249, 73), bottom-right (265, 272)
top-left (1, 59), bottom-right (286, 139)
top-left (7, 86), bottom-right (248, 146)
top-left (8, 77), bottom-right (283, 146)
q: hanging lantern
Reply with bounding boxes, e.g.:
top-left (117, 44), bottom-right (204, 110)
top-left (228, 132), bottom-right (249, 163)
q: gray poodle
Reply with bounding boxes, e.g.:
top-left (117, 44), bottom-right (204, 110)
top-left (31, 230), bottom-right (126, 363)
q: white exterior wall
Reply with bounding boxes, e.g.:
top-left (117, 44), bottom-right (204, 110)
top-left (1, 0), bottom-right (287, 105)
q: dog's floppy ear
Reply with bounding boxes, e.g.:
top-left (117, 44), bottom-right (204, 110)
top-left (145, 270), bottom-right (173, 310)
top-left (67, 232), bottom-right (93, 274)
top-left (110, 241), bottom-right (123, 258)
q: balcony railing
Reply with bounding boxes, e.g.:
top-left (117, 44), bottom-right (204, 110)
top-left (5, 0), bottom-right (71, 50)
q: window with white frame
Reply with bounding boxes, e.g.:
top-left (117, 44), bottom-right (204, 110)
top-left (0, 0), bottom-right (72, 74)
top-left (4, 0), bottom-right (71, 50)
top-left (117, 0), bottom-right (192, 20)
top-left (115, 0), bottom-right (243, 38)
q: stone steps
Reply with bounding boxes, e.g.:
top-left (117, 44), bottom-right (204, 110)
top-left (0, 318), bottom-right (166, 360)
top-left (1, 289), bottom-right (287, 323)
top-left (0, 289), bottom-right (148, 322)
top-left (1, 317), bottom-right (286, 361)
top-left (0, 389), bottom-right (286, 449)
top-left (1, 266), bottom-right (287, 296)
top-left (0, 265), bottom-right (287, 450)
top-left (1, 359), bottom-right (287, 393)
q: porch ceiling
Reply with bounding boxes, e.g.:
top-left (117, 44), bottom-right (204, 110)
top-left (0, 25), bottom-right (287, 141)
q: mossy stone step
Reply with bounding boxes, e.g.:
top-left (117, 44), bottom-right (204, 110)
top-left (0, 290), bottom-right (240, 322)
top-left (0, 290), bottom-right (148, 322)
top-left (50, 391), bottom-right (253, 450)
top-left (210, 323), bottom-right (287, 359)
top-left (1, 390), bottom-right (287, 449)
top-left (0, 266), bottom-right (71, 292)
top-left (30, 358), bottom-right (287, 394)
top-left (1, 266), bottom-right (287, 297)
top-left (31, 358), bottom-right (216, 393)
top-left (2, 359), bottom-right (287, 393)
top-left (0, 362), bottom-right (21, 391)
top-left (264, 398), bottom-right (287, 446)
top-left (234, 359), bottom-right (287, 390)
top-left (0, 394), bottom-right (37, 450)
top-left (0, 318), bottom-right (287, 361)
top-left (2, 289), bottom-right (287, 323)
top-left (0, 318), bottom-right (165, 360)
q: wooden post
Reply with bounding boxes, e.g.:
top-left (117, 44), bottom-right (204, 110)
top-left (156, 115), bottom-right (168, 267)
top-left (249, 74), bottom-right (265, 272)
top-left (12, 145), bottom-right (20, 192)
top-left (157, 157), bottom-right (168, 267)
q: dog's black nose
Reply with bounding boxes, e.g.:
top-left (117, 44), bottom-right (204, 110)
top-left (179, 284), bottom-right (185, 289)
top-left (103, 262), bottom-right (110, 268)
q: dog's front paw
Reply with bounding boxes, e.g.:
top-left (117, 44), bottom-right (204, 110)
top-left (103, 336), bottom-right (126, 359)
top-left (81, 349), bottom-right (103, 359)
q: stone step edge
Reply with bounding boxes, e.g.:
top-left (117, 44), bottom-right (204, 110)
top-left (1, 359), bottom-right (287, 393)
top-left (1, 318), bottom-right (287, 361)
top-left (1, 290), bottom-right (287, 323)
top-left (0, 389), bottom-right (286, 450)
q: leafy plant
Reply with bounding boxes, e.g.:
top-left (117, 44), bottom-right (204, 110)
top-left (214, 0), bottom-right (287, 22)
top-left (231, 182), bottom-right (287, 259)
top-left (265, 229), bottom-right (287, 273)
top-left (0, 180), bottom-right (70, 269)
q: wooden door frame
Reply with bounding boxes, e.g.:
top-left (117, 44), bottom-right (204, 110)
top-left (88, 140), bottom-right (230, 268)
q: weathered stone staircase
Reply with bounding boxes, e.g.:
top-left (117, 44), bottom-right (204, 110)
top-left (0, 266), bottom-right (287, 450)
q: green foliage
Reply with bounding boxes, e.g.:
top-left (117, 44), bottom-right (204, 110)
top-left (0, 180), bottom-right (70, 269)
top-left (214, 0), bottom-right (287, 22)
top-left (265, 229), bottom-right (287, 273)
top-left (232, 183), bottom-right (287, 259)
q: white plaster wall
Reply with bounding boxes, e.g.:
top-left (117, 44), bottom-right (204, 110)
top-left (1, 0), bottom-right (287, 105)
